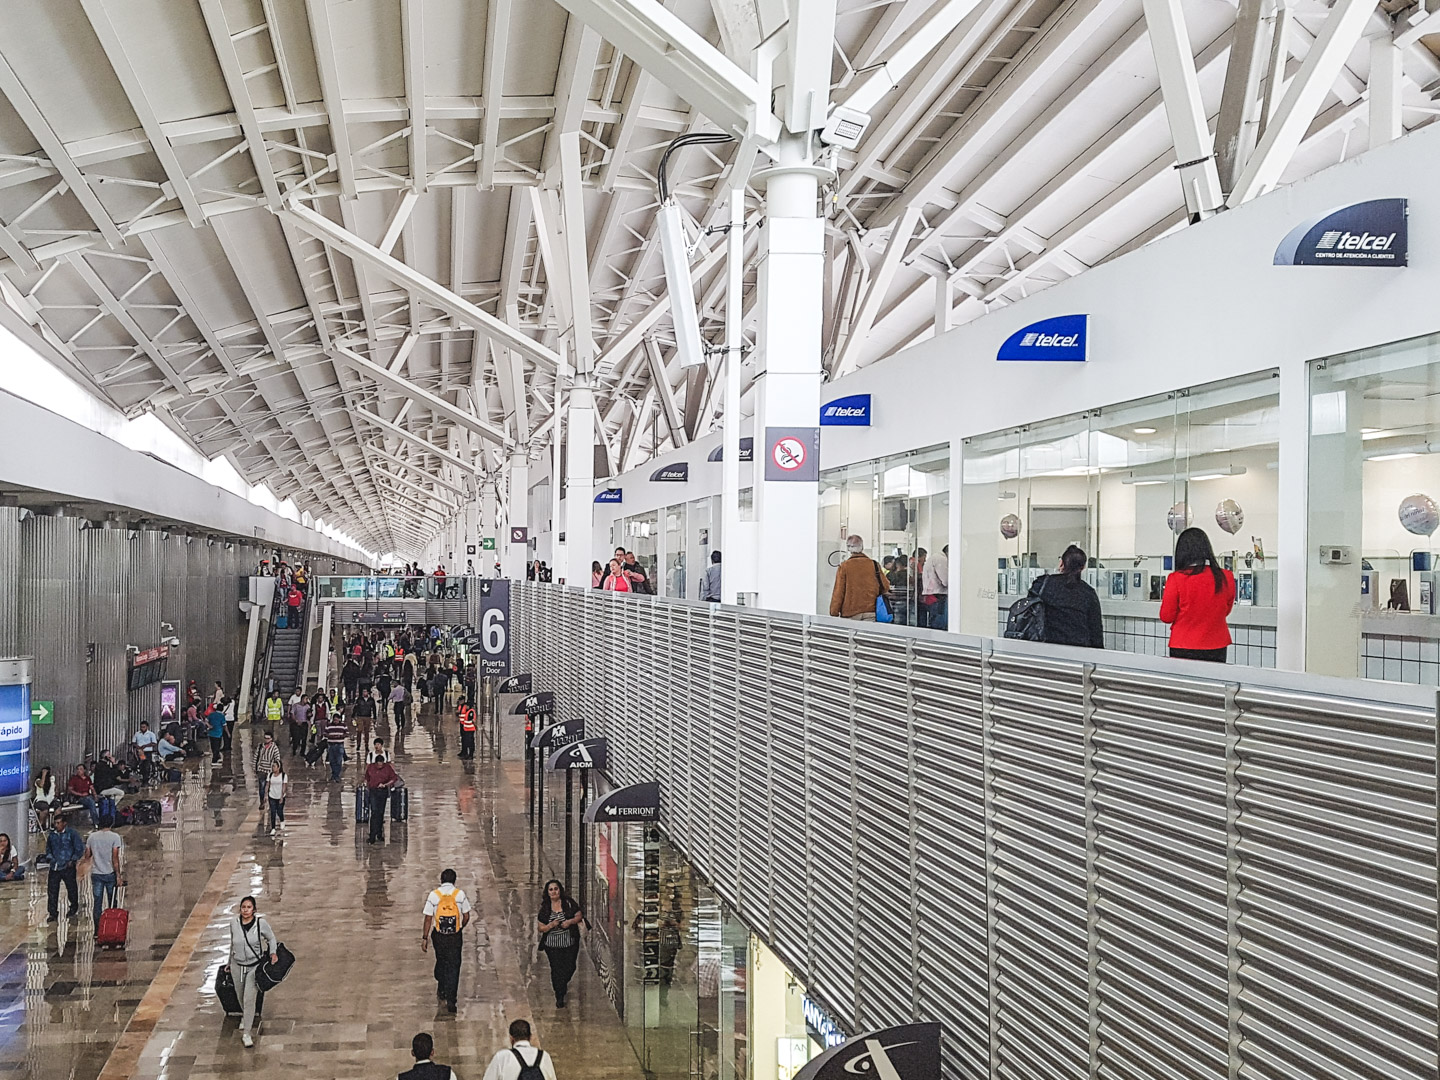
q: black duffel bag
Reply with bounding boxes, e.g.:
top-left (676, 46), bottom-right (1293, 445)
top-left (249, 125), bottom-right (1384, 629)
top-left (257, 942), bottom-right (295, 991)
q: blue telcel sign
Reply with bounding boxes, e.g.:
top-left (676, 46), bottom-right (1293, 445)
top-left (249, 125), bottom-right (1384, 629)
top-left (996, 314), bottom-right (1088, 362)
top-left (1274, 198), bottom-right (1408, 266)
top-left (595, 489), bottom-right (623, 504)
top-left (820, 394), bottom-right (871, 426)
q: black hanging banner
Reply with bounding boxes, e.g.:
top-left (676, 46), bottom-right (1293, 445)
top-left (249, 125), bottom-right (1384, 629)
top-left (497, 673), bottom-right (532, 695)
top-left (531, 717), bottom-right (585, 751)
top-left (583, 781), bottom-right (660, 822)
top-left (793, 1024), bottom-right (942, 1080)
top-left (510, 691), bottom-right (555, 716)
top-left (545, 737), bottom-right (609, 773)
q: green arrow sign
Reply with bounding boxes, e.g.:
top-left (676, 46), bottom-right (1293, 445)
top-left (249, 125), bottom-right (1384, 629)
top-left (481, 537), bottom-right (496, 551)
top-left (31, 700), bottom-right (54, 725)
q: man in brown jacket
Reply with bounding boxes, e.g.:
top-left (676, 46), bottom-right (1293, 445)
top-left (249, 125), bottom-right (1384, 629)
top-left (829, 535), bottom-right (890, 620)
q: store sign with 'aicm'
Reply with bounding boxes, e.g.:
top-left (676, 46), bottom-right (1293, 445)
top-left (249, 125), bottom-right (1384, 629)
top-left (996, 314), bottom-right (1088, 362)
top-left (1274, 198), bottom-right (1408, 266)
top-left (820, 393), bottom-right (872, 427)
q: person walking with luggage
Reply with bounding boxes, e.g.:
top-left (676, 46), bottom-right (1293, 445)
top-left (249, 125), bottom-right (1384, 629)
top-left (44, 812), bottom-right (83, 923)
top-left (253, 732), bottom-right (282, 810)
top-left (400, 1033), bottom-right (459, 1080)
top-left (828, 535), bottom-right (890, 621)
top-left (535, 879), bottom-right (583, 1007)
top-left (481, 1020), bottom-right (557, 1080)
top-left (225, 896), bottom-right (277, 1048)
top-left (85, 815), bottom-right (125, 919)
top-left (266, 760), bottom-right (287, 837)
top-left (420, 868), bottom-right (472, 1013)
top-left (364, 752), bottom-right (400, 843)
top-left (206, 703), bottom-right (227, 764)
top-left (324, 708), bottom-right (349, 782)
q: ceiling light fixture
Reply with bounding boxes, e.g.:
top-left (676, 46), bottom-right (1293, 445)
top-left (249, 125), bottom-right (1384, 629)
top-left (1367, 451), bottom-right (1421, 462)
top-left (1133, 427), bottom-right (1157, 435)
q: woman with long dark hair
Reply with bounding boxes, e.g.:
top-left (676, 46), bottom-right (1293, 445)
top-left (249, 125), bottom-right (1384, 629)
top-left (1028, 544), bottom-right (1105, 648)
top-left (0, 833), bottom-right (23, 880)
top-left (535, 879), bottom-right (584, 1007)
top-left (1160, 527), bottom-right (1236, 662)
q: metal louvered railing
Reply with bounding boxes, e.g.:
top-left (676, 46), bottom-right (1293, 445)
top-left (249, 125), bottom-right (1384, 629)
top-left (510, 583), bottom-right (1437, 1080)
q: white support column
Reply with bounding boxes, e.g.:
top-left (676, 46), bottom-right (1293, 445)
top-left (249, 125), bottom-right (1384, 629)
top-left (721, 187), bottom-right (744, 604)
top-left (753, 132), bottom-right (826, 614)
top-left (562, 379), bottom-right (596, 588)
top-left (316, 605), bottom-right (334, 692)
top-left (1275, 360), bottom-right (1309, 672)
top-left (479, 482), bottom-right (497, 568)
top-left (1141, 0), bottom-right (1224, 219)
top-left (503, 450), bottom-right (530, 580)
top-left (1368, 35), bottom-right (1403, 150)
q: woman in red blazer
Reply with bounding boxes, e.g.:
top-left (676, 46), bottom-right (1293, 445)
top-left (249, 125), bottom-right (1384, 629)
top-left (1159, 528), bottom-right (1236, 662)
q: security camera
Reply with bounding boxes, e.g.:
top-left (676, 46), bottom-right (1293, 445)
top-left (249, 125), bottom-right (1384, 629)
top-left (162, 636), bottom-right (180, 648)
top-left (160, 622), bottom-right (175, 633)
top-left (125, 645), bottom-right (139, 655)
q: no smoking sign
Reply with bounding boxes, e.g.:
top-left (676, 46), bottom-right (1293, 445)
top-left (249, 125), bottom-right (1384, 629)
top-left (764, 426), bottom-right (821, 482)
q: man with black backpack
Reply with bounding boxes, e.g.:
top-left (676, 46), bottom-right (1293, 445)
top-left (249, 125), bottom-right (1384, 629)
top-left (399, 1032), bottom-right (457, 1080)
top-left (420, 868), bottom-right (471, 1013)
top-left (481, 1020), bottom-right (556, 1080)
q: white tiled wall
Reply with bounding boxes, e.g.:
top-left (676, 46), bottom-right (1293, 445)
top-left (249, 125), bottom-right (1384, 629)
top-left (1360, 633), bottom-right (1440, 685)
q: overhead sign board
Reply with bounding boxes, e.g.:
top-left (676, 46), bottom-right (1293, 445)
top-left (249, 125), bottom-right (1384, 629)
top-left (707, 437), bottom-right (754, 462)
top-left (650, 462), bottom-right (690, 482)
top-left (1275, 198), bottom-right (1408, 266)
top-left (531, 717), bottom-right (585, 751)
top-left (764, 427), bottom-right (821, 482)
top-left (497, 673), bottom-right (532, 695)
top-left (545, 736), bottom-right (609, 772)
top-left (583, 780), bottom-right (661, 822)
top-left (511, 690), bottom-right (556, 716)
top-left (350, 611), bottom-right (409, 624)
top-left (996, 314), bottom-right (1088, 362)
top-left (475, 579), bottom-right (511, 677)
top-left (793, 1024), bottom-right (942, 1080)
top-left (595, 489), bottom-right (623, 505)
top-left (820, 394), bottom-right (872, 427)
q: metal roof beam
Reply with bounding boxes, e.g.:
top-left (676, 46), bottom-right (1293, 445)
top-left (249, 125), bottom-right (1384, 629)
top-left (304, 0), bottom-right (358, 200)
top-left (365, 443), bottom-right (471, 498)
top-left (1142, 0), bottom-right (1224, 219)
top-left (197, 0), bottom-right (282, 207)
top-left (332, 344), bottom-right (512, 448)
top-left (402, 0), bottom-right (427, 192)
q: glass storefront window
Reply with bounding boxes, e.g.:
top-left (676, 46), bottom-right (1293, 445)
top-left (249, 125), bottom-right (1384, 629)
top-left (665, 503), bottom-right (688, 598)
top-left (624, 511), bottom-right (660, 584)
top-left (1309, 330), bottom-right (1440, 683)
top-left (962, 372), bottom-right (1279, 664)
top-left (817, 443), bottom-right (950, 624)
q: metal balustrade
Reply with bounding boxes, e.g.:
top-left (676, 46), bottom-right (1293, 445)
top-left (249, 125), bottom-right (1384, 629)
top-left (511, 582), bottom-right (1438, 1080)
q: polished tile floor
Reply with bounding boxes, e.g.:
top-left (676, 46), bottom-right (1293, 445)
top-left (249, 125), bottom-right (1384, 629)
top-left (0, 708), bottom-right (643, 1080)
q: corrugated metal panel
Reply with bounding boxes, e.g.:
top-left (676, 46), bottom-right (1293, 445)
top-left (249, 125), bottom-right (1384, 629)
top-left (160, 536), bottom-right (188, 690)
top-left (1233, 686), bottom-right (1436, 1080)
top-left (912, 638), bottom-right (988, 1080)
top-left (127, 531), bottom-right (165, 738)
top-left (1091, 666), bottom-right (1230, 1080)
top-left (19, 514), bottom-right (87, 768)
top-left (86, 525), bottom-right (130, 756)
top-left (709, 608), bottom-right (741, 908)
top-left (735, 611), bottom-right (773, 940)
top-left (987, 652), bottom-right (1090, 1080)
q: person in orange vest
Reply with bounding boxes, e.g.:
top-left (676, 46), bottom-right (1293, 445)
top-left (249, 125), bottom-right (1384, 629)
top-left (458, 702), bottom-right (477, 760)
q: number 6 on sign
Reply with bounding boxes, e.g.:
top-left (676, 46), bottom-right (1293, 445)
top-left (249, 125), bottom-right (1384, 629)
top-left (476, 580), bottom-right (511, 677)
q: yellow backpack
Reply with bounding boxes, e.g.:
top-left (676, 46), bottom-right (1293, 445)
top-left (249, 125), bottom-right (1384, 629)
top-left (433, 888), bottom-right (461, 934)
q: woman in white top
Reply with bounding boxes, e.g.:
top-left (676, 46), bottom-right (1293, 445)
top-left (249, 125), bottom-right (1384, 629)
top-left (266, 760), bottom-right (287, 836)
top-left (32, 768), bottom-right (56, 831)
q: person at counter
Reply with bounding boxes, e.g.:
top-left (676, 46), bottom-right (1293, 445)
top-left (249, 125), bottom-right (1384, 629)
top-left (1028, 545), bottom-right (1105, 648)
top-left (1160, 527), bottom-right (1236, 663)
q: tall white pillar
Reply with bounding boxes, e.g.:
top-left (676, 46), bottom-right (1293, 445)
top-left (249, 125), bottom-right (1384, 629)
top-left (502, 449), bottom-right (530, 580)
top-left (752, 133), bottom-right (826, 613)
top-left (479, 481), bottom-right (497, 572)
top-left (560, 378), bottom-right (596, 588)
top-left (721, 187), bottom-right (744, 604)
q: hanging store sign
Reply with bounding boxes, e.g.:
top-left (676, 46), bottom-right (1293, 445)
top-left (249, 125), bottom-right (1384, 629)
top-left (475, 579), bottom-right (511, 677)
top-left (820, 394), bottom-right (872, 427)
top-left (650, 462), bottom-right (690, 482)
top-left (595, 489), bottom-right (623, 504)
top-left (350, 611), bottom-right (409, 624)
top-left (531, 717), bottom-right (585, 751)
top-left (764, 427), bottom-right (821, 482)
top-left (802, 997), bottom-right (847, 1049)
top-left (996, 314), bottom-right (1088, 362)
top-left (584, 780), bottom-right (661, 822)
top-left (511, 690), bottom-right (556, 716)
top-left (1274, 198), bottom-right (1408, 266)
top-left (707, 437), bottom-right (754, 462)
top-left (545, 736), bottom-right (609, 772)
top-left (793, 1023), bottom-right (942, 1080)
top-left (497, 673), bottom-right (532, 695)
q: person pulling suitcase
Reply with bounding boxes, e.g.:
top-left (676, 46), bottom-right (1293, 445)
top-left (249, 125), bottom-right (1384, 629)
top-left (364, 750), bottom-right (400, 844)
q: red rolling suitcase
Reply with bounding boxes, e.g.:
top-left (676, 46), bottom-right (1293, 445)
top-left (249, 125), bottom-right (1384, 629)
top-left (96, 888), bottom-right (129, 949)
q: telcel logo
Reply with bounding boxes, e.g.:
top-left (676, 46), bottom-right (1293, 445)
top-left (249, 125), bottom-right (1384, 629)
top-left (1315, 230), bottom-right (1396, 251)
top-left (1019, 332), bottom-right (1081, 348)
top-left (824, 406), bottom-right (866, 417)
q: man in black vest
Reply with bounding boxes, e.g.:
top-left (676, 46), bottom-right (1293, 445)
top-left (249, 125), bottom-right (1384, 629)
top-left (399, 1032), bottom-right (456, 1080)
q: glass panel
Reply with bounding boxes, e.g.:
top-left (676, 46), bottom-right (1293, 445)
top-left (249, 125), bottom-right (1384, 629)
top-left (1308, 330), bottom-right (1440, 682)
top-left (624, 511), bottom-right (660, 585)
top-left (665, 503), bottom-right (688, 598)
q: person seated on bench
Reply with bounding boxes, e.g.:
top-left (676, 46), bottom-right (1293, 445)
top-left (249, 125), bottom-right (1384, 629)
top-left (157, 732), bottom-right (186, 764)
top-left (32, 767), bottom-right (57, 832)
top-left (92, 751), bottom-right (132, 799)
top-left (0, 833), bottom-right (22, 881)
top-left (66, 765), bottom-right (99, 824)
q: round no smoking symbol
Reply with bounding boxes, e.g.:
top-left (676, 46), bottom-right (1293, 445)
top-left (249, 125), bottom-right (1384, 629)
top-left (772, 436), bottom-right (807, 471)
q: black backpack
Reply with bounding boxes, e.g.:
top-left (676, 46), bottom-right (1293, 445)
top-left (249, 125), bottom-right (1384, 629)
top-left (1004, 576), bottom-right (1051, 641)
top-left (511, 1049), bottom-right (547, 1080)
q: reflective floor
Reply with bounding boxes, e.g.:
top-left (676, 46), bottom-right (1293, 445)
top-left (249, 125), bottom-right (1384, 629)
top-left (0, 706), bottom-right (642, 1080)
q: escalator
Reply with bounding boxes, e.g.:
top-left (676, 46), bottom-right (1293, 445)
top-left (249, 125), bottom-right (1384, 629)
top-left (256, 593), bottom-right (310, 703)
